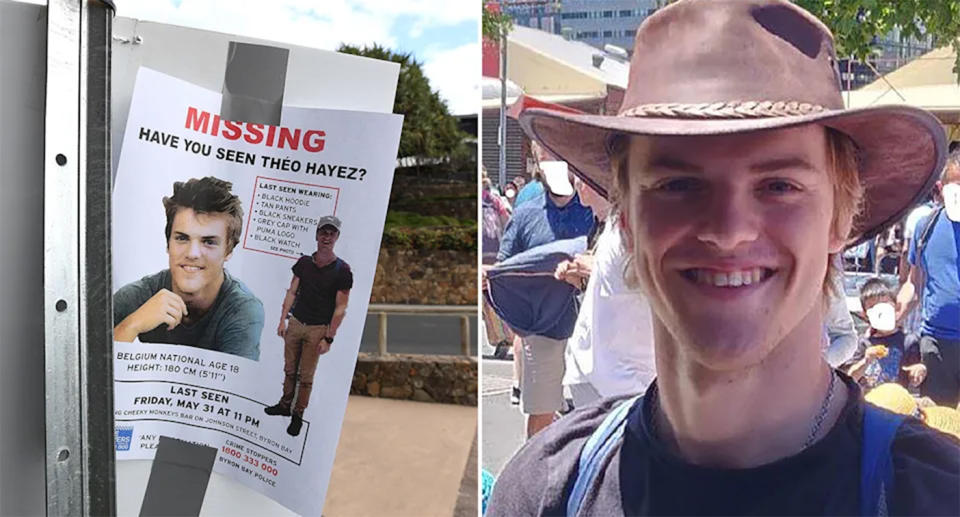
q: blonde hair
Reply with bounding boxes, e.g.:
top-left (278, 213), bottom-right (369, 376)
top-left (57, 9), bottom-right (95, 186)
top-left (608, 127), bottom-right (863, 299)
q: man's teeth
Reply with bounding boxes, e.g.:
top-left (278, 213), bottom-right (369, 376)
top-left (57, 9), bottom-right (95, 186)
top-left (694, 268), bottom-right (766, 287)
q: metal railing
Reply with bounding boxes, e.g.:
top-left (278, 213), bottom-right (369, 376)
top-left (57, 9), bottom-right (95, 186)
top-left (367, 304), bottom-right (476, 356)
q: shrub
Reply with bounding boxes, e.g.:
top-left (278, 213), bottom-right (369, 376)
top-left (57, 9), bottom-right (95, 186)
top-left (381, 226), bottom-right (476, 251)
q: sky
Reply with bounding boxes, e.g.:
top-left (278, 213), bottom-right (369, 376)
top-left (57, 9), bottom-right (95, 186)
top-left (42, 0), bottom-right (480, 115)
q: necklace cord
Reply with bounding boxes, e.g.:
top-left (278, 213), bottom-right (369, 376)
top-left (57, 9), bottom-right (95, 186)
top-left (648, 369), bottom-right (838, 452)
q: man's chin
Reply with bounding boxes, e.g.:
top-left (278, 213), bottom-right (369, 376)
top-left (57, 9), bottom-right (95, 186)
top-left (671, 323), bottom-right (776, 371)
top-left (171, 277), bottom-right (203, 297)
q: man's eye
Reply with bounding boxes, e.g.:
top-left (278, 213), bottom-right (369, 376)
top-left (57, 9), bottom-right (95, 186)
top-left (761, 180), bottom-right (801, 194)
top-left (203, 239), bottom-right (217, 246)
top-left (657, 178), bottom-right (703, 192)
top-left (175, 235), bottom-right (188, 241)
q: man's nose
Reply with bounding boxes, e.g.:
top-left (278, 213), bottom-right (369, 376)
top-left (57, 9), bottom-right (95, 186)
top-left (696, 186), bottom-right (760, 251)
top-left (186, 239), bottom-right (202, 258)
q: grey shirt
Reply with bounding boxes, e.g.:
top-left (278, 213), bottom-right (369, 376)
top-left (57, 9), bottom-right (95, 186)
top-left (113, 269), bottom-right (264, 360)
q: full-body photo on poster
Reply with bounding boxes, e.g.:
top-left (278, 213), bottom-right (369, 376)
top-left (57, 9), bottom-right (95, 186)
top-left (112, 67), bottom-right (402, 515)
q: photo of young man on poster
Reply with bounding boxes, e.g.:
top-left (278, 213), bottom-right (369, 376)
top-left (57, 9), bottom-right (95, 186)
top-left (265, 215), bottom-right (353, 436)
top-left (113, 176), bottom-right (265, 360)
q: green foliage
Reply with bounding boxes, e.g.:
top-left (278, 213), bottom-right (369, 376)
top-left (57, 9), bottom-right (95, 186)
top-left (795, 0), bottom-right (960, 79)
top-left (382, 227), bottom-right (477, 251)
top-left (338, 44), bottom-right (467, 159)
top-left (482, 2), bottom-right (514, 42)
top-left (384, 211), bottom-right (476, 229)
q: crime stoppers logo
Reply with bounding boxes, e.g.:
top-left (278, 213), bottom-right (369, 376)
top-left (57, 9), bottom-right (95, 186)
top-left (115, 425), bottom-right (134, 451)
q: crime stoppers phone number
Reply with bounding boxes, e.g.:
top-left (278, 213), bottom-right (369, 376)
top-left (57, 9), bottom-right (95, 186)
top-left (222, 445), bottom-right (279, 477)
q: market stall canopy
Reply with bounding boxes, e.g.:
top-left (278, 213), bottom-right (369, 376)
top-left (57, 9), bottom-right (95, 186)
top-left (506, 94), bottom-right (585, 120)
top-left (484, 25), bottom-right (629, 107)
top-left (845, 45), bottom-right (960, 125)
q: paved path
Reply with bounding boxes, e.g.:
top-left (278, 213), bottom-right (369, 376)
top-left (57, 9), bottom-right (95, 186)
top-left (481, 358), bottom-right (525, 476)
top-left (326, 396), bottom-right (477, 516)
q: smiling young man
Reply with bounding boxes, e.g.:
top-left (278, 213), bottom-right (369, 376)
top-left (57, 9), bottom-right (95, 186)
top-left (113, 176), bottom-right (265, 361)
top-left (487, 0), bottom-right (959, 515)
top-left (264, 215), bottom-right (352, 436)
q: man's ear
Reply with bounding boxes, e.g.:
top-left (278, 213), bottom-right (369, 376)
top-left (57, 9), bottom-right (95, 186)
top-left (827, 235), bottom-right (846, 255)
top-left (828, 214), bottom-right (852, 254)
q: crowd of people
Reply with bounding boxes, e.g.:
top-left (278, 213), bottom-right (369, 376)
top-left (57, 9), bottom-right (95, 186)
top-left (481, 0), bottom-right (959, 515)
top-left (483, 140), bottom-right (658, 438)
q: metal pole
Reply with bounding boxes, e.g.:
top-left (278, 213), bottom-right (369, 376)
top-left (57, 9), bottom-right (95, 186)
top-left (498, 28), bottom-right (508, 188)
top-left (460, 316), bottom-right (471, 356)
top-left (378, 312), bottom-right (388, 355)
top-left (45, 1), bottom-right (115, 514)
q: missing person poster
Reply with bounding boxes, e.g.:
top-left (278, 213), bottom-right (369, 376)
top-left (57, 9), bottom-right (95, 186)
top-left (112, 67), bottom-right (402, 515)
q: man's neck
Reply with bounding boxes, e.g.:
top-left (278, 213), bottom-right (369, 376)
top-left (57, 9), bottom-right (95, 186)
top-left (652, 304), bottom-right (847, 468)
top-left (176, 272), bottom-right (224, 321)
top-left (314, 249), bottom-right (337, 266)
top-left (548, 192), bottom-right (574, 208)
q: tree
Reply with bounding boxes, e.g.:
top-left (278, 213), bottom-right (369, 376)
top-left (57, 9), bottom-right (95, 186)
top-left (793, 1), bottom-right (960, 79)
top-left (482, 1), bottom-right (514, 42)
top-left (337, 44), bottom-right (466, 163)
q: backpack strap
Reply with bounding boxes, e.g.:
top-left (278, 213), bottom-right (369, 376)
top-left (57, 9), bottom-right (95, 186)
top-left (860, 403), bottom-right (906, 517)
top-left (915, 206), bottom-right (943, 263)
top-left (566, 395), bottom-right (642, 517)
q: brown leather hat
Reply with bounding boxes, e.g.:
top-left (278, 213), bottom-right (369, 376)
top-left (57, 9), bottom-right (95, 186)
top-left (519, 0), bottom-right (946, 244)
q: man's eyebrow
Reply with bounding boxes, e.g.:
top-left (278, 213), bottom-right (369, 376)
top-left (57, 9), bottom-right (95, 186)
top-left (750, 156), bottom-right (818, 173)
top-left (172, 231), bottom-right (221, 241)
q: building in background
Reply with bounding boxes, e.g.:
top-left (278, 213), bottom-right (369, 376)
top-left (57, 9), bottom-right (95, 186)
top-left (502, 0), bottom-right (658, 53)
top-left (501, 0), bottom-right (561, 35)
top-left (839, 28), bottom-right (934, 90)
top-left (481, 24), bottom-right (628, 184)
top-left (554, 0), bottom-right (657, 51)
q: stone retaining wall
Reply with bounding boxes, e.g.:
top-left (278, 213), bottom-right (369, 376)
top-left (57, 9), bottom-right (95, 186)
top-left (371, 248), bottom-right (476, 305)
top-left (351, 353), bottom-right (478, 406)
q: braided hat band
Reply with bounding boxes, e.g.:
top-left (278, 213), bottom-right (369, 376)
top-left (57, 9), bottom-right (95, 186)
top-left (620, 101), bottom-right (827, 120)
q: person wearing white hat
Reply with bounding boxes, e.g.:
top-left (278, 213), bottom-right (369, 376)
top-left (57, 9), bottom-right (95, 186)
top-left (494, 157), bottom-right (594, 437)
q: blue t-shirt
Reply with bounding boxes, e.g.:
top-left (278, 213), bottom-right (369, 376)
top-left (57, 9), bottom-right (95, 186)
top-left (908, 209), bottom-right (960, 340)
top-left (514, 180), bottom-right (544, 208)
top-left (497, 191), bottom-right (594, 262)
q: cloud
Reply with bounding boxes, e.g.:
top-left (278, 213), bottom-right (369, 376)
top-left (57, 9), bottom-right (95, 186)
top-left (116, 0), bottom-right (477, 51)
top-left (423, 42), bottom-right (480, 115)
top-left (408, 22), bottom-right (425, 40)
top-left (346, 0), bottom-right (477, 26)
top-left (116, 0), bottom-right (397, 49)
